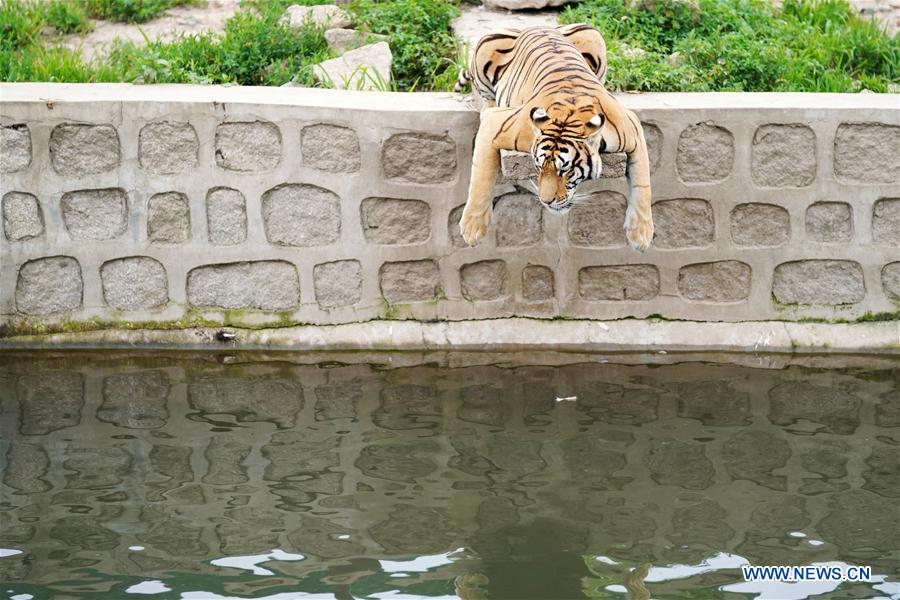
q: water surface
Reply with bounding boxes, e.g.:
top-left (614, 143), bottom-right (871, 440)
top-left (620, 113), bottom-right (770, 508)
top-left (0, 351), bottom-right (897, 599)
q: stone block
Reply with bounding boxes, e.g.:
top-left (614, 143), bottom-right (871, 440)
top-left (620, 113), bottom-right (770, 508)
top-left (567, 191), bottom-right (627, 247)
top-left (49, 123), bottom-right (120, 176)
top-left (16, 256), bottom-right (82, 315)
top-left (262, 183), bottom-right (341, 246)
top-left (882, 262), bottom-right (900, 300)
top-left (872, 198), bottom-right (900, 246)
top-left (3, 191), bottom-right (43, 241)
top-left (730, 203), bottom-right (790, 247)
top-left (325, 28), bottom-right (387, 54)
top-left (285, 4), bottom-right (352, 28)
top-left (494, 193), bottom-right (542, 246)
top-left (147, 192), bottom-right (190, 244)
top-left (61, 188), bottom-right (127, 240)
top-left (314, 260), bottom-right (362, 308)
top-left (301, 124), bottom-right (361, 172)
top-left (382, 133), bottom-right (457, 184)
top-left (460, 260), bottom-right (508, 300)
top-left (380, 260), bottom-right (442, 303)
top-left (206, 187), bottom-right (247, 245)
top-left (773, 260), bottom-right (865, 305)
top-left (522, 265), bottom-right (554, 301)
top-left (643, 122), bottom-right (663, 174)
top-left (676, 122), bottom-right (734, 183)
top-left (100, 257), bottom-right (168, 310)
top-left (751, 124), bottom-right (817, 187)
top-left (678, 261), bottom-right (751, 302)
top-left (1, 124), bottom-right (31, 173)
top-left (834, 123), bottom-right (899, 183)
top-left (578, 265), bottom-right (659, 301)
top-left (806, 202), bottom-right (852, 243)
top-left (139, 121), bottom-right (199, 175)
top-left (187, 261), bottom-right (300, 310)
top-left (652, 198), bottom-right (714, 249)
top-left (448, 204), bottom-right (466, 248)
top-left (361, 197), bottom-right (430, 244)
top-left (313, 42), bottom-right (392, 91)
top-left (215, 121), bottom-right (281, 172)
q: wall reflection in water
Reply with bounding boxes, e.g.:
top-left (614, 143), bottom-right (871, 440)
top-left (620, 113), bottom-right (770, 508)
top-left (0, 352), bottom-right (897, 599)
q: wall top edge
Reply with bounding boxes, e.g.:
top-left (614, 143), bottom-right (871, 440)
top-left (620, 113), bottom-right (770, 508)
top-left (1, 82), bottom-right (898, 113)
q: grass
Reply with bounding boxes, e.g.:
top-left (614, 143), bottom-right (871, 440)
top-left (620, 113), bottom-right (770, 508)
top-left (561, 0), bottom-right (899, 92)
top-left (0, 0), bottom-right (896, 92)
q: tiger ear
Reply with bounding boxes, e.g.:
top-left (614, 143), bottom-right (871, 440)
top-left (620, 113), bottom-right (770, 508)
top-left (588, 114), bottom-right (605, 129)
top-left (530, 107), bottom-right (550, 124)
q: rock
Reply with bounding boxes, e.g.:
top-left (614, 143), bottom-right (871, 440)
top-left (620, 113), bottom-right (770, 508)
top-left (522, 265), bottom-right (555, 301)
top-left (652, 198), bottom-right (714, 249)
top-left (187, 261), bottom-right (300, 310)
top-left (677, 261), bottom-right (752, 302)
top-left (460, 260), bottom-right (508, 301)
top-left (100, 256), bottom-right (168, 311)
top-left (313, 260), bottom-right (362, 309)
top-left (325, 28), bottom-right (387, 54)
top-left (261, 183), bottom-right (341, 247)
top-left (16, 256), bottom-right (83, 315)
top-left (215, 121), bottom-right (281, 172)
top-left (206, 187), bottom-right (247, 245)
top-left (676, 122), bottom-right (734, 183)
top-left (49, 123), bottom-right (120, 176)
top-left (313, 41), bottom-right (392, 91)
top-left (833, 122), bottom-right (899, 184)
top-left (147, 191), bottom-right (191, 244)
top-left (806, 202), bottom-right (852, 243)
top-left (383, 132), bottom-right (457, 183)
top-left (772, 260), bottom-right (865, 305)
top-left (483, 0), bottom-right (578, 9)
top-left (751, 124), bottom-right (817, 188)
top-left (578, 265), bottom-right (660, 301)
top-left (139, 121), bottom-right (199, 175)
top-left (361, 198), bottom-right (430, 245)
top-left (621, 45), bottom-right (648, 60)
top-left (730, 203), bottom-right (790, 247)
top-left (285, 4), bottom-right (352, 30)
top-left (61, 188), bottom-right (128, 240)
top-left (1, 124), bottom-right (31, 173)
top-left (300, 123), bottom-right (361, 172)
top-left (2, 191), bottom-right (43, 241)
top-left (380, 260), bottom-right (442, 303)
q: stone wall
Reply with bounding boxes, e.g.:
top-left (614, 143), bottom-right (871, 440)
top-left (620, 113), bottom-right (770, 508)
top-left (1, 84), bottom-right (898, 332)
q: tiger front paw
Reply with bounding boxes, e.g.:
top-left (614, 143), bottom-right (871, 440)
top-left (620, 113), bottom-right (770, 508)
top-left (624, 208), bottom-right (654, 252)
top-left (460, 206), bottom-right (491, 246)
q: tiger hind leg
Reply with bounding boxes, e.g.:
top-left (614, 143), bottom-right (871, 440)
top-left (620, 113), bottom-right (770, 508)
top-left (467, 28), bottom-right (521, 104)
top-left (557, 23), bottom-right (608, 84)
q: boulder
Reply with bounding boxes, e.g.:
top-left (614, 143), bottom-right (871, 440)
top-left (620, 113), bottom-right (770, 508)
top-left (325, 28), bottom-right (388, 54)
top-left (313, 42), bottom-right (392, 91)
top-left (284, 4), bottom-right (352, 29)
top-left (483, 0), bottom-right (578, 9)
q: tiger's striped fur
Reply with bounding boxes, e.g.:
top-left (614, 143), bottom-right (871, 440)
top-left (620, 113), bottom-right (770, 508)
top-left (458, 24), bottom-right (654, 251)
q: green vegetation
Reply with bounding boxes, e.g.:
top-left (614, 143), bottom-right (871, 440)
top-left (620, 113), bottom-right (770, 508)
top-left (1, 0), bottom-right (463, 89)
top-left (1, 0), bottom-right (896, 92)
top-left (82, 0), bottom-right (199, 23)
top-left (561, 0), bottom-right (898, 92)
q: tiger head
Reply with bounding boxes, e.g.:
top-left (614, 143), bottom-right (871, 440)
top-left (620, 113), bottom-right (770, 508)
top-left (529, 106), bottom-right (605, 213)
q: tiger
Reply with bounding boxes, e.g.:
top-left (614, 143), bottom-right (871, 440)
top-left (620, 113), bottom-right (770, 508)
top-left (456, 23), bottom-right (654, 251)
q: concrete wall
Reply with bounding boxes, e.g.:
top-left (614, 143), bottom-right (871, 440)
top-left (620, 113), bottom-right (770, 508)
top-left (1, 83), bottom-right (898, 332)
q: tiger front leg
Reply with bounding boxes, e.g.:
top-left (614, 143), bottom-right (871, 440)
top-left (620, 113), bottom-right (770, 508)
top-left (622, 110), bottom-right (654, 251)
top-left (460, 107), bottom-right (517, 246)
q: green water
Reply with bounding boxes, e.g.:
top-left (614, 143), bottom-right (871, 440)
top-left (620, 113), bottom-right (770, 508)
top-left (0, 351), bottom-right (897, 600)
